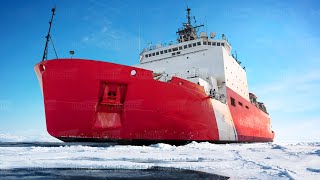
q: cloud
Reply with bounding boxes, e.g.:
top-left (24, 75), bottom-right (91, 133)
top-left (252, 69), bottom-right (320, 113)
top-left (274, 117), bottom-right (320, 142)
top-left (82, 36), bottom-right (89, 42)
top-left (79, 1), bottom-right (143, 54)
top-left (250, 21), bottom-right (320, 113)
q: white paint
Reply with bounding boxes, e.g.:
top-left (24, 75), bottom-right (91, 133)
top-left (136, 38), bottom-right (249, 101)
top-left (130, 70), bottom-right (137, 76)
top-left (222, 47), bottom-right (250, 101)
top-left (188, 77), bottom-right (211, 95)
top-left (211, 99), bottom-right (237, 141)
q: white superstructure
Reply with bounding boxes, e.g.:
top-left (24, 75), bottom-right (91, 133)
top-left (135, 8), bottom-right (249, 102)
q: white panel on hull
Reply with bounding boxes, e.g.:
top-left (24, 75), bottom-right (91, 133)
top-left (211, 99), bottom-right (237, 141)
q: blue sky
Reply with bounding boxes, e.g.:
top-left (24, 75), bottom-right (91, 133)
top-left (0, 0), bottom-right (319, 142)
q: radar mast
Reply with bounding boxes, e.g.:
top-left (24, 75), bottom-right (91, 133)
top-left (176, 8), bottom-right (204, 43)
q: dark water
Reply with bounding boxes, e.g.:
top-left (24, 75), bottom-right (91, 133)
top-left (0, 167), bottom-right (229, 180)
top-left (0, 142), bottom-right (116, 148)
top-left (0, 142), bottom-right (229, 179)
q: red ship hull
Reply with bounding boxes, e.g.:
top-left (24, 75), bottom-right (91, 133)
top-left (35, 59), bottom-right (274, 144)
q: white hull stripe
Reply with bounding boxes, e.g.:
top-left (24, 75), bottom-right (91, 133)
top-left (211, 99), bottom-right (238, 141)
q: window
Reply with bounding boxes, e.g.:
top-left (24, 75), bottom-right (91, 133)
top-left (177, 51), bottom-right (181, 55)
top-left (184, 45), bottom-right (188, 49)
top-left (197, 41), bottom-right (201, 45)
top-left (164, 50), bottom-right (168, 53)
top-left (208, 42), bottom-right (211, 45)
top-left (179, 46), bottom-right (182, 50)
top-left (172, 53), bottom-right (175, 56)
top-left (238, 101), bottom-right (243, 106)
top-left (173, 47), bottom-right (178, 51)
top-left (203, 41), bottom-right (207, 45)
top-left (221, 43), bottom-right (225, 46)
top-left (168, 49), bottom-right (172, 52)
top-left (152, 53), bottom-right (155, 56)
top-left (149, 54), bottom-right (151, 57)
top-left (212, 42), bottom-right (216, 46)
top-left (217, 42), bottom-right (221, 46)
top-left (245, 105), bottom-right (249, 109)
top-left (231, 97), bottom-right (236, 106)
top-left (160, 51), bottom-right (163, 54)
top-left (156, 52), bottom-right (159, 55)
top-left (145, 54), bottom-right (148, 58)
top-left (188, 44), bottom-right (192, 48)
top-left (193, 43), bottom-right (197, 47)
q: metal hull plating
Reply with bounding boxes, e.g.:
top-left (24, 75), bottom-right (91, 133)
top-left (35, 59), bottom-right (274, 143)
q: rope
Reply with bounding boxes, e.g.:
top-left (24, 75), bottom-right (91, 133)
top-left (49, 35), bottom-right (58, 59)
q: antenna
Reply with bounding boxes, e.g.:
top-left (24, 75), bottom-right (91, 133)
top-left (138, 7), bottom-right (141, 55)
top-left (42, 6), bottom-right (57, 61)
top-left (138, 23), bottom-right (141, 54)
top-left (187, 7), bottom-right (191, 25)
top-left (176, 7), bottom-right (204, 43)
top-left (205, 16), bottom-right (207, 34)
top-left (184, 0), bottom-right (188, 9)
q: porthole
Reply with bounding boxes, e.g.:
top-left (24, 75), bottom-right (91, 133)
top-left (130, 70), bottom-right (137, 76)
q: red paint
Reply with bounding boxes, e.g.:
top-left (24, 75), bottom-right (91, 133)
top-left (35, 59), bottom-right (274, 142)
top-left (35, 59), bottom-right (219, 141)
top-left (227, 87), bottom-right (274, 142)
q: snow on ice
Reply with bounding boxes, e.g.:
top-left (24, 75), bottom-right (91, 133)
top-left (0, 134), bottom-right (319, 179)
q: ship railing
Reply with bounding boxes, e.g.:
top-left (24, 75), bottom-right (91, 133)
top-left (206, 88), bottom-right (227, 104)
top-left (166, 72), bottom-right (227, 104)
top-left (140, 38), bottom-right (230, 55)
top-left (140, 41), bottom-right (177, 54)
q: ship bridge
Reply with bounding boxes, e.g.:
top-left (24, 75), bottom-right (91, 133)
top-left (135, 8), bottom-right (250, 102)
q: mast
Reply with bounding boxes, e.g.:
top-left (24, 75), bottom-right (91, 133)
top-left (187, 7), bottom-right (191, 26)
top-left (42, 7), bottom-right (56, 62)
top-left (176, 7), bottom-right (204, 43)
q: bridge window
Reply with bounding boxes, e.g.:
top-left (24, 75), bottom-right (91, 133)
top-left (156, 52), bottom-right (159, 55)
top-left (203, 41), bottom-right (207, 45)
top-left (160, 51), bottom-right (163, 54)
top-left (193, 43), bottom-right (197, 47)
top-left (184, 45), bottom-right (188, 49)
top-left (208, 42), bottom-right (211, 45)
top-left (145, 54), bottom-right (148, 58)
top-left (172, 53), bottom-right (175, 56)
top-left (188, 44), bottom-right (192, 48)
top-left (173, 47), bottom-right (178, 51)
top-left (179, 46), bottom-right (182, 50)
top-left (197, 41), bottom-right (201, 46)
top-left (164, 50), bottom-right (168, 53)
top-left (152, 53), bottom-right (155, 56)
top-left (221, 43), bottom-right (225, 46)
top-left (231, 97), bottom-right (236, 106)
top-left (168, 49), bottom-right (172, 52)
top-left (212, 42), bottom-right (216, 46)
top-left (217, 42), bottom-right (221, 46)
top-left (177, 52), bottom-right (181, 55)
